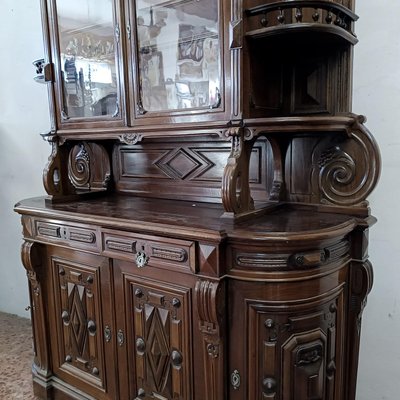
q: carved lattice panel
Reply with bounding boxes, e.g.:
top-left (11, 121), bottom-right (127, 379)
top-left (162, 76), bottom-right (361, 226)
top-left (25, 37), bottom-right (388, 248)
top-left (129, 277), bottom-right (192, 400)
top-left (52, 258), bottom-right (105, 388)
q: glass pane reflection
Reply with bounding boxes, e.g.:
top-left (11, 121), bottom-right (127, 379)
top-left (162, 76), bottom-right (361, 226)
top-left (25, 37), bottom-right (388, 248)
top-left (56, 0), bottom-right (118, 119)
top-left (135, 0), bottom-right (220, 113)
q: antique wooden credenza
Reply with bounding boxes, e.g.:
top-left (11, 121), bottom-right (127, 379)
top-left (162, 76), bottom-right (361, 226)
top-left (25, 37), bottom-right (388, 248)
top-left (15, 0), bottom-right (380, 399)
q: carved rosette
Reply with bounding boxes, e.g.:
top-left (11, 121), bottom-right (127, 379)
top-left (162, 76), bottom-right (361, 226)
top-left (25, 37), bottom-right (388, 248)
top-left (195, 280), bottom-right (225, 400)
top-left (313, 115), bottom-right (381, 206)
top-left (221, 127), bottom-right (255, 216)
top-left (21, 241), bottom-right (50, 378)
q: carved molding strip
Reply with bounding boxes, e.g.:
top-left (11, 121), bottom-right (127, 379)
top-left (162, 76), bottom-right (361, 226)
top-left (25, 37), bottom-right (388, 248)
top-left (69, 231), bottom-right (96, 244)
top-left (37, 224), bottom-right (61, 239)
top-left (151, 246), bottom-right (187, 263)
top-left (105, 239), bottom-right (136, 253)
top-left (236, 254), bottom-right (288, 268)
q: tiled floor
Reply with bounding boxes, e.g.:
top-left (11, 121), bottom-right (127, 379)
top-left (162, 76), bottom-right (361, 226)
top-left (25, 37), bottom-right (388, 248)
top-left (0, 312), bottom-right (39, 399)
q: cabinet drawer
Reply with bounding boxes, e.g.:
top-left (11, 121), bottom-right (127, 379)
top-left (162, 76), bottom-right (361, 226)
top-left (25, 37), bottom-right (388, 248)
top-left (34, 220), bottom-right (99, 251)
top-left (102, 229), bottom-right (196, 273)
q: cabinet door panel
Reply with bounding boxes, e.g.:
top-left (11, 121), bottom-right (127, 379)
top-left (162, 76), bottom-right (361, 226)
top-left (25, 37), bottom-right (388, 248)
top-left (49, 249), bottom-right (116, 399)
top-left (122, 274), bottom-right (192, 400)
top-left (49, 0), bottom-right (126, 129)
top-left (229, 281), bottom-right (345, 400)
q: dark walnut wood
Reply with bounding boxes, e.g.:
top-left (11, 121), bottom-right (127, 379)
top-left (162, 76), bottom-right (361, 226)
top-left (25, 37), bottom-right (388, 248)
top-left (16, 0), bottom-right (380, 399)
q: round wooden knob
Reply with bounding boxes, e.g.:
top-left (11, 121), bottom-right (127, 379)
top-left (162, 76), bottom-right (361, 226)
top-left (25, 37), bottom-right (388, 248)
top-left (65, 355), bottom-right (72, 363)
top-left (61, 311), bottom-right (69, 323)
top-left (262, 377), bottom-right (277, 394)
top-left (136, 337), bottom-right (146, 353)
top-left (135, 288), bottom-right (144, 298)
top-left (87, 320), bottom-right (96, 335)
top-left (92, 367), bottom-right (99, 376)
top-left (172, 298), bottom-right (181, 308)
top-left (264, 319), bottom-right (275, 329)
top-left (171, 350), bottom-right (183, 367)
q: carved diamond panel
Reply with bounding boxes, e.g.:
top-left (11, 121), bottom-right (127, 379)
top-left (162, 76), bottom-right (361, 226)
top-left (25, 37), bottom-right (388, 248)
top-left (69, 284), bottom-right (87, 355)
top-left (146, 305), bottom-right (171, 392)
top-left (155, 148), bottom-right (214, 180)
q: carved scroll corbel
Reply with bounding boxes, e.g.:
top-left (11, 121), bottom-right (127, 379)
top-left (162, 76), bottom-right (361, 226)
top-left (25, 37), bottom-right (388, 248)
top-left (43, 134), bottom-right (111, 198)
top-left (312, 115), bottom-right (381, 207)
top-left (21, 241), bottom-right (50, 379)
top-left (221, 127), bottom-right (255, 217)
top-left (42, 133), bottom-right (76, 198)
top-left (265, 135), bottom-right (288, 202)
top-left (195, 280), bottom-right (226, 400)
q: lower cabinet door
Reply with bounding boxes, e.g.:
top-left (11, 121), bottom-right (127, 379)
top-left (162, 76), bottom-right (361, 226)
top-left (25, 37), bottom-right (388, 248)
top-left (116, 269), bottom-right (192, 400)
top-left (229, 280), bottom-right (345, 400)
top-left (48, 247), bottom-right (117, 399)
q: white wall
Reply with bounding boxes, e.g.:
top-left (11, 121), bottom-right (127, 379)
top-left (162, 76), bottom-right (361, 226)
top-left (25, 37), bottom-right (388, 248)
top-left (0, 1), bottom-right (49, 314)
top-left (0, 1), bottom-right (398, 399)
top-left (353, 1), bottom-right (400, 398)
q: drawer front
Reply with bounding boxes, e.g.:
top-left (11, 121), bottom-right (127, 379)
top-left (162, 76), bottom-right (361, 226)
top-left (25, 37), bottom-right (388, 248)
top-left (102, 229), bottom-right (196, 273)
top-left (228, 239), bottom-right (350, 277)
top-left (34, 220), bottom-right (99, 252)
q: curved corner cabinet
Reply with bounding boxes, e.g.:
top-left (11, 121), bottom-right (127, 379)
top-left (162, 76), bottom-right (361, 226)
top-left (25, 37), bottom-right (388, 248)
top-left (16, 0), bottom-right (380, 399)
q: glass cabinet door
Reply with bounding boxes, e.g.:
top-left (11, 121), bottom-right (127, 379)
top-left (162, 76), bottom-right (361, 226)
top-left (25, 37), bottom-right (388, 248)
top-left (133, 0), bottom-right (221, 115)
top-left (51, 0), bottom-right (124, 126)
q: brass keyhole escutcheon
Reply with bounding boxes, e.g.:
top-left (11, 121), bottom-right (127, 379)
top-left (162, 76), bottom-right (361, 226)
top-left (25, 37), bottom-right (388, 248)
top-left (135, 251), bottom-right (149, 268)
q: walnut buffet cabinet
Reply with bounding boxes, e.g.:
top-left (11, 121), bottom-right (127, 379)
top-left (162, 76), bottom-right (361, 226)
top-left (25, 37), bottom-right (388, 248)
top-left (16, 0), bottom-right (380, 399)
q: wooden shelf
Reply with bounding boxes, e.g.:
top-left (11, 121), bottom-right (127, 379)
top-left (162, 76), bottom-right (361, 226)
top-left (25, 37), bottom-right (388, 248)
top-left (246, 23), bottom-right (358, 46)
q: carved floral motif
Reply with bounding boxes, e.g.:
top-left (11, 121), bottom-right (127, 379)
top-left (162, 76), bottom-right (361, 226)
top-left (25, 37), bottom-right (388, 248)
top-left (119, 133), bottom-right (144, 145)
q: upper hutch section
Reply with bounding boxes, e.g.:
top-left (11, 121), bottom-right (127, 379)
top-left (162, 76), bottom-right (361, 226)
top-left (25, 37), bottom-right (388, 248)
top-left (36, 0), bottom-right (380, 218)
top-left (37, 0), bottom-right (358, 137)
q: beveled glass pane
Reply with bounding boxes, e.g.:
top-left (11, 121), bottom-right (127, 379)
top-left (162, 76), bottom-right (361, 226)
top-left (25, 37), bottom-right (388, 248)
top-left (135, 0), bottom-right (220, 113)
top-left (56, 0), bottom-right (118, 119)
